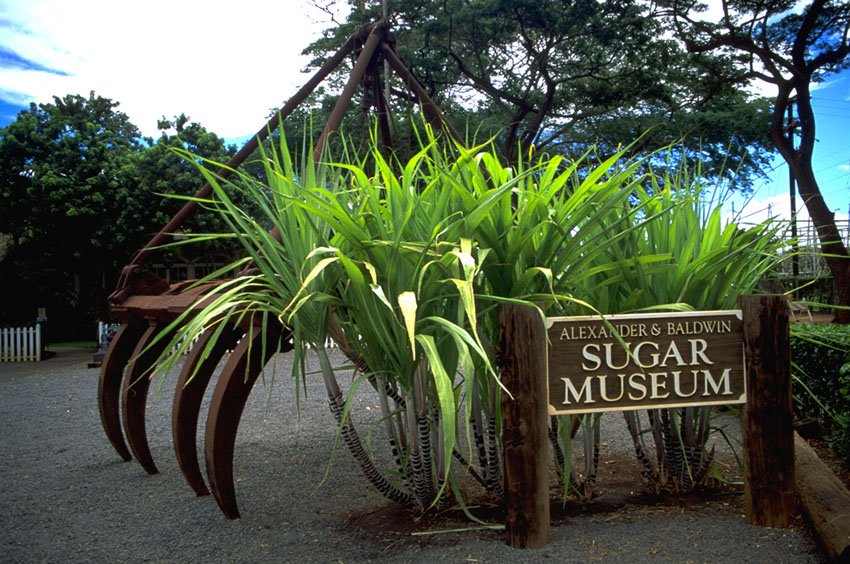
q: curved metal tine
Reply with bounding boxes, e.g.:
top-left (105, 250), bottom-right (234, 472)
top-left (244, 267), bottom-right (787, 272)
top-left (205, 328), bottom-right (293, 519)
top-left (98, 323), bottom-right (147, 461)
top-left (172, 326), bottom-right (241, 497)
top-left (122, 321), bottom-right (174, 475)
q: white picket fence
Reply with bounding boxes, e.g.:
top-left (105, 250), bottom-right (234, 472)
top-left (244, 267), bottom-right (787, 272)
top-left (0, 324), bottom-right (42, 362)
top-left (96, 321), bottom-right (203, 355)
top-left (97, 321), bottom-right (122, 350)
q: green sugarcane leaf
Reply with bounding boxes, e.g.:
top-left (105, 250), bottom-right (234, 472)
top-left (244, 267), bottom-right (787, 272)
top-left (416, 334), bottom-right (456, 480)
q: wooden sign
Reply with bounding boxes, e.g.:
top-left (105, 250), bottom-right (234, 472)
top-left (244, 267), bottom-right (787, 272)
top-left (547, 310), bottom-right (745, 415)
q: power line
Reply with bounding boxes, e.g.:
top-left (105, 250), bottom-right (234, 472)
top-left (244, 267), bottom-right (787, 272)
top-left (814, 156), bottom-right (850, 176)
top-left (815, 106), bottom-right (850, 112)
top-left (822, 183), bottom-right (850, 196)
top-left (814, 142), bottom-right (850, 162)
top-left (811, 98), bottom-right (850, 106)
top-left (811, 96), bottom-right (850, 103)
top-left (813, 111), bottom-right (850, 119)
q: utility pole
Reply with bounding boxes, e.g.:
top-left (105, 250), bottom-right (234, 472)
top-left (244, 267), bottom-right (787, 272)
top-left (383, 0), bottom-right (390, 104)
top-left (786, 98), bottom-right (800, 280)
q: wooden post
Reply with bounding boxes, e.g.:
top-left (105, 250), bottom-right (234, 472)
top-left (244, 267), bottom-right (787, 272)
top-left (739, 294), bottom-right (796, 527)
top-left (499, 303), bottom-right (550, 548)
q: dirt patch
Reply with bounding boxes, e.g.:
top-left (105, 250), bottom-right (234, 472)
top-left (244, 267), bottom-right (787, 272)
top-left (343, 451), bottom-right (753, 542)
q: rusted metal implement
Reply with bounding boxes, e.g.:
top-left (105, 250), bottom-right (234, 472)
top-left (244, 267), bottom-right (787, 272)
top-left (97, 20), bottom-right (460, 519)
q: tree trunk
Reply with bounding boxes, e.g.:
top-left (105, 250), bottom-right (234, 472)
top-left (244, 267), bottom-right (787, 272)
top-left (832, 262), bottom-right (850, 324)
top-left (769, 85), bottom-right (850, 324)
top-left (789, 154), bottom-right (850, 324)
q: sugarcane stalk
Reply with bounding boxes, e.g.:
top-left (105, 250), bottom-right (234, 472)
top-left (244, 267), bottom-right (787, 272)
top-left (470, 381), bottom-right (490, 483)
top-left (623, 411), bottom-right (659, 492)
top-left (586, 414), bottom-right (601, 490)
top-left (316, 348), bottom-right (414, 506)
top-left (549, 415), bottom-right (566, 470)
top-left (661, 409), bottom-right (681, 488)
top-left (414, 364), bottom-right (436, 505)
top-left (647, 409), bottom-right (666, 471)
top-left (328, 313), bottom-right (407, 407)
top-left (486, 378), bottom-right (503, 498)
top-left (692, 444), bottom-right (715, 486)
top-left (405, 393), bottom-right (429, 508)
top-left (552, 415), bottom-right (583, 498)
top-left (376, 375), bottom-right (410, 488)
top-left (434, 411), bottom-right (451, 510)
top-left (332, 313), bottom-right (483, 501)
top-left (681, 407), bottom-right (694, 482)
top-left (451, 449), bottom-right (487, 488)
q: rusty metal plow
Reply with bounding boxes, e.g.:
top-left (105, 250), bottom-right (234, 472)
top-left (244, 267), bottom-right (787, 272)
top-left (96, 20), bottom-right (460, 520)
top-left (98, 280), bottom-right (292, 519)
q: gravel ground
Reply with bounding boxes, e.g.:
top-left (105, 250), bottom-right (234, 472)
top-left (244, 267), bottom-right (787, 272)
top-left (0, 347), bottom-right (825, 563)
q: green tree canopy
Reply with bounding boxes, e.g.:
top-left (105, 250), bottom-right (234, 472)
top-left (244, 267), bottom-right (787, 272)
top-left (0, 92), bottom-right (141, 258)
top-left (302, 0), bottom-right (774, 188)
top-left (0, 93), bottom-right (142, 332)
top-left (118, 113), bottom-right (238, 262)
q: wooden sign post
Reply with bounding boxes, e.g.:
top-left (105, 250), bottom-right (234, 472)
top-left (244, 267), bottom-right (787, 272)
top-left (499, 303), bottom-right (550, 548)
top-left (497, 295), bottom-right (795, 548)
top-left (740, 294), bottom-right (796, 527)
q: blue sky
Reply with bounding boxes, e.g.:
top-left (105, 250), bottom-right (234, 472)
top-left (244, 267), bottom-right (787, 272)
top-left (0, 0), bottom-right (847, 229)
top-left (727, 71), bottom-right (850, 229)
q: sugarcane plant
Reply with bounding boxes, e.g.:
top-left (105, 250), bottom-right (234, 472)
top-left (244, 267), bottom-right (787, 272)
top-left (434, 140), bottom-right (675, 501)
top-left (150, 120), bottom-right (787, 512)
top-left (150, 121), bottom-right (684, 512)
top-left (570, 155), bottom-right (787, 493)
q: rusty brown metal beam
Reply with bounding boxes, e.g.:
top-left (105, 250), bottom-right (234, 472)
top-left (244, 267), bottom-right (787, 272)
top-left (111, 280), bottom-right (228, 323)
top-left (372, 67), bottom-right (394, 154)
top-left (312, 20), bottom-right (388, 161)
top-left (381, 43), bottom-right (464, 146)
top-left (122, 321), bottom-right (174, 475)
top-left (98, 323), bottom-right (147, 461)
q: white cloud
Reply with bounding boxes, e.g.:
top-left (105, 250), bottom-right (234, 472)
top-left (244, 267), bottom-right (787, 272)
top-left (0, 0), bottom-right (343, 137)
top-left (731, 193), bottom-right (811, 225)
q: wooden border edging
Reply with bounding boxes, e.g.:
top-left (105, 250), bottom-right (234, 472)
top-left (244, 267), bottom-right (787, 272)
top-left (499, 303), bottom-right (550, 548)
top-left (740, 294), bottom-right (796, 527)
top-left (795, 433), bottom-right (850, 562)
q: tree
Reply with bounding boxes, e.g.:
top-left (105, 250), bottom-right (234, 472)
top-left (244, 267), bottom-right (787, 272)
top-left (119, 114), bottom-right (239, 266)
top-left (0, 93), bottom-right (142, 335)
top-left (303, 0), bottom-right (775, 188)
top-left (0, 96), bottom-right (238, 337)
top-left (665, 0), bottom-right (850, 323)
